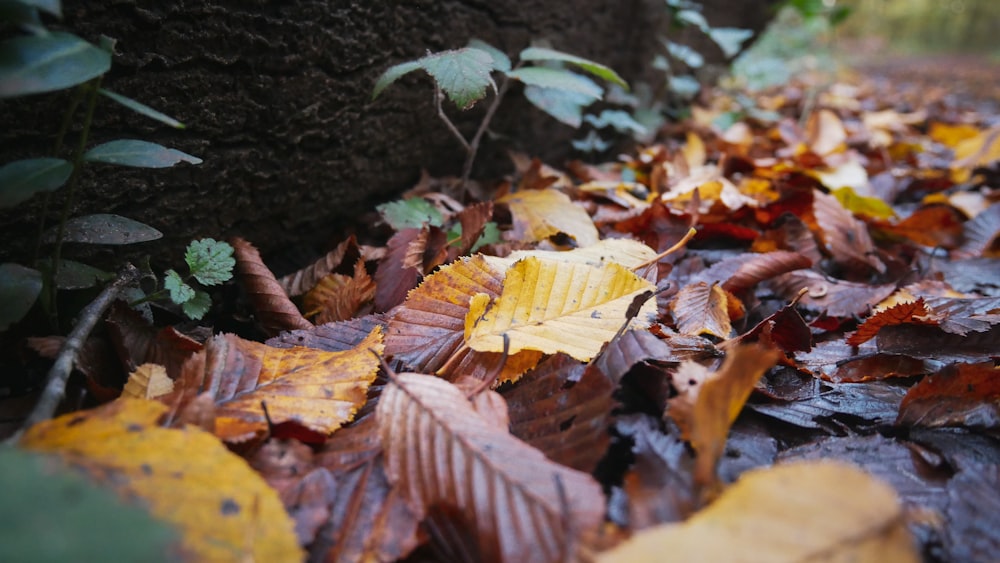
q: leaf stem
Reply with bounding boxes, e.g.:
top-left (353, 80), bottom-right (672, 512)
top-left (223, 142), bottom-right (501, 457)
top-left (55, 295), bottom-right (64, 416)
top-left (435, 84), bottom-right (471, 152)
top-left (633, 227), bottom-right (697, 271)
top-left (460, 73), bottom-right (513, 189)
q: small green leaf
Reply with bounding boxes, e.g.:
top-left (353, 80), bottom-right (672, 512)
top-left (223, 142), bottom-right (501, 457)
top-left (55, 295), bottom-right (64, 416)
top-left (707, 27), bottom-right (754, 58)
top-left (84, 140), bottom-right (201, 168)
top-left (571, 131), bottom-right (612, 153)
top-left (467, 39), bottom-right (511, 72)
top-left (668, 75), bottom-right (700, 99)
top-left (0, 263), bottom-right (42, 330)
top-left (584, 110), bottom-right (647, 135)
top-left (45, 214), bottom-right (163, 245)
top-left (517, 46), bottom-right (628, 89)
top-left (50, 259), bottom-right (112, 290)
top-left (99, 89), bottom-right (185, 129)
top-left (507, 67), bottom-right (603, 100)
top-left (164, 269), bottom-right (194, 305)
top-left (831, 187), bottom-right (896, 220)
top-left (372, 60), bottom-right (422, 100)
top-left (522, 85), bottom-right (593, 128)
top-left (665, 40), bottom-right (703, 69)
top-left (471, 221), bottom-right (501, 252)
top-left (181, 290), bottom-right (211, 320)
top-left (0, 32), bottom-right (110, 97)
top-left (0, 157), bottom-right (72, 208)
top-left (419, 47), bottom-right (497, 109)
top-left (185, 238), bottom-right (235, 286)
top-left (377, 198), bottom-right (444, 230)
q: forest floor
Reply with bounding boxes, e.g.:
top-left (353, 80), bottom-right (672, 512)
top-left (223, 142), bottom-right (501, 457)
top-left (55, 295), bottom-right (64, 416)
top-left (2, 50), bottom-right (999, 562)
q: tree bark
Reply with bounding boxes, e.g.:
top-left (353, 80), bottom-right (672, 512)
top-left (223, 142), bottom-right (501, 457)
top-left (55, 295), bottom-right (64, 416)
top-left (0, 0), bottom-right (778, 269)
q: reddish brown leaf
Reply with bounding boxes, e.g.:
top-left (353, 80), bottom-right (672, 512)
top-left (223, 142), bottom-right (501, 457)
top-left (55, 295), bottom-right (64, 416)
top-left (875, 205), bottom-right (965, 249)
top-left (848, 298), bottom-right (935, 345)
top-left (374, 228), bottom-right (423, 312)
top-left (616, 415), bottom-right (696, 528)
top-left (377, 373), bottom-right (606, 562)
top-left (504, 354), bottom-right (615, 473)
top-left (450, 200), bottom-right (494, 259)
top-left (813, 189), bottom-right (886, 275)
top-left (266, 314), bottom-right (387, 351)
top-left (752, 213), bottom-right (823, 264)
top-left (303, 259), bottom-right (376, 324)
top-left (309, 415), bottom-right (422, 562)
top-left (770, 269), bottom-right (897, 317)
top-left (277, 236), bottom-right (360, 297)
top-left (593, 330), bottom-right (675, 384)
top-left (231, 236), bottom-right (313, 336)
top-left (897, 362), bottom-right (1000, 429)
top-left (670, 281), bottom-right (732, 338)
top-left (739, 301), bottom-right (813, 354)
top-left (106, 303), bottom-right (203, 380)
top-left (720, 251), bottom-right (813, 294)
top-left (794, 339), bottom-right (931, 383)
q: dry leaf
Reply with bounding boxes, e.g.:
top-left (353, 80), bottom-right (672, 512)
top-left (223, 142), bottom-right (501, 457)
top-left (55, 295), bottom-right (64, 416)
top-left (597, 461), bottom-right (918, 563)
top-left (277, 236), bottom-right (360, 297)
top-left (500, 188), bottom-right (600, 247)
top-left (20, 399), bottom-right (303, 561)
top-left (122, 363), bottom-right (174, 399)
top-left (670, 281), bottom-right (733, 338)
top-left (465, 257), bottom-right (657, 361)
top-left (231, 236), bottom-right (313, 336)
top-left (378, 372), bottom-right (606, 563)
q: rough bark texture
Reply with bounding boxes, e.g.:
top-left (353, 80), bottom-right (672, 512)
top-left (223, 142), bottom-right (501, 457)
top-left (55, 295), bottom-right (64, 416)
top-left (0, 0), bottom-right (778, 269)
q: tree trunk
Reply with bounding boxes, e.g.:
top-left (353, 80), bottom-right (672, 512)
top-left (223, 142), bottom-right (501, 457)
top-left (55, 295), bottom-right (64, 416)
top-left (0, 0), bottom-right (778, 269)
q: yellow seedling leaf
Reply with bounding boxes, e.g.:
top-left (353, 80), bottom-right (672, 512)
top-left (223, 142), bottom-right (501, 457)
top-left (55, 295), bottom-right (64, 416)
top-left (667, 344), bottom-right (780, 489)
top-left (122, 363), bottom-right (174, 399)
top-left (20, 399), bottom-right (303, 562)
top-left (465, 257), bottom-right (657, 361)
top-left (500, 188), bottom-right (599, 247)
top-left (831, 186), bottom-right (895, 220)
top-left (596, 461), bottom-right (918, 563)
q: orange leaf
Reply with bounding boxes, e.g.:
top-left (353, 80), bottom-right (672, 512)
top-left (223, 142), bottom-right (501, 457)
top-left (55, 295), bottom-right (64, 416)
top-left (303, 259), bottom-right (375, 324)
top-left (231, 236), bottom-right (313, 336)
top-left (378, 373), bottom-right (606, 562)
top-left (170, 328), bottom-right (383, 442)
top-left (897, 362), bottom-right (1000, 429)
top-left (277, 235), bottom-right (360, 297)
top-left (667, 344), bottom-right (780, 489)
top-left (21, 399), bottom-right (302, 561)
top-left (875, 204), bottom-right (965, 249)
top-left (848, 298), bottom-right (935, 346)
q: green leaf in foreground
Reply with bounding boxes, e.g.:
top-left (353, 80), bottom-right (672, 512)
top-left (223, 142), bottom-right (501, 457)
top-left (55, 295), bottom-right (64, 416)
top-left (0, 157), bottom-right (73, 208)
top-left (377, 198), bottom-right (444, 230)
top-left (47, 214), bottom-right (163, 245)
top-left (0, 448), bottom-right (175, 562)
top-left (185, 238), bottom-right (235, 286)
top-left (0, 32), bottom-right (110, 97)
top-left (99, 89), bottom-right (186, 129)
top-left (518, 46), bottom-right (627, 89)
top-left (84, 140), bottom-right (202, 168)
top-left (164, 270), bottom-right (194, 305)
top-left (0, 263), bottom-right (42, 330)
top-left (467, 39), bottom-right (511, 72)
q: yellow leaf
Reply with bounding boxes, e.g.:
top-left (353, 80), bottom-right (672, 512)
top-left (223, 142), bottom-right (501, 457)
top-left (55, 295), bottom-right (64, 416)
top-left (500, 188), bottom-right (599, 247)
top-left (21, 399), bottom-right (302, 562)
top-left (831, 186), bottom-right (895, 220)
top-left (485, 238), bottom-right (660, 279)
top-left (806, 108), bottom-right (847, 156)
top-left (596, 461), bottom-right (918, 563)
top-left (122, 363), bottom-right (174, 399)
top-left (929, 121), bottom-right (980, 148)
top-left (465, 257), bottom-right (657, 361)
top-left (682, 131), bottom-right (706, 168)
top-left (811, 160), bottom-right (871, 195)
top-left (952, 124), bottom-right (1000, 174)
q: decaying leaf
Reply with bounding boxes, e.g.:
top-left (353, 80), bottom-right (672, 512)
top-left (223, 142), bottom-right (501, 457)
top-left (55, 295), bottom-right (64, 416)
top-left (813, 189), bottom-right (886, 275)
top-left (277, 236), bottom-right (360, 297)
top-left (378, 372), bottom-right (606, 563)
top-left (303, 259), bottom-right (376, 324)
top-left (20, 399), bottom-right (303, 562)
top-left (465, 257), bottom-right (657, 361)
top-left (597, 461), bottom-right (918, 562)
top-left (500, 188), bottom-right (600, 247)
top-left (896, 361), bottom-right (1000, 430)
top-left (847, 298), bottom-right (935, 346)
top-left (169, 328), bottom-right (383, 442)
top-left (122, 363), bottom-right (174, 399)
top-left (231, 237), bottom-right (313, 336)
top-left (670, 281), bottom-right (732, 338)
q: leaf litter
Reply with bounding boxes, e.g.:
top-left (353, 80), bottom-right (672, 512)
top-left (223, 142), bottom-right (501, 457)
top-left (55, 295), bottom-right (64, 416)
top-left (5, 60), bottom-right (1000, 562)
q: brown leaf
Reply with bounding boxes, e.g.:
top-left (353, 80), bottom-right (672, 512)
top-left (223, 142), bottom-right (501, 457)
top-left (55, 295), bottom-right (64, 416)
top-left (378, 372), bottom-right (606, 563)
top-left (231, 236), bottom-right (313, 336)
top-left (593, 330), bottom-right (676, 385)
top-left (806, 108), bottom-right (848, 156)
top-left (303, 259), bottom-right (376, 324)
top-left (616, 415), bottom-right (696, 528)
top-left (875, 204), bottom-right (965, 249)
top-left (277, 236), bottom-right (360, 297)
top-left (958, 202), bottom-right (1000, 258)
top-left (848, 298), bottom-right (935, 345)
top-left (169, 328), bottom-right (383, 443)
top-left (670, 281), bottom-right (733, 338)
top-left (897, 362), bottom-right (1000, 429)
top-left (106, 302), bottom-right (203, 380)
top-left (738, 301), bottom-right (813, 353)
top-left (504, 354), bottom-right (615, 472)
top-left (719, 251), bottom-right (813, 294)
top-left (769, 268), bottom-right (897, 317)
top-left (450, 200), bottom-right (494, 258)
top-left (266, 314), bottom-right (387, 351)
top-left (374, 228), bottom-right (423, 312)
top-left (813, 189), bottom-right (886, 275)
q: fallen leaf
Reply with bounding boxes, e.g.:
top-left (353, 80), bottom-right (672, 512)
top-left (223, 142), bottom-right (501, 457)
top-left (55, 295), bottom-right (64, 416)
top-left (596, 461), bottom-right (918, 563)
top-left (374, 228), bottom-right (424, 312)
top-left (813, 189), bottom-right (886, 275)
top-left (378, 372), bottom-right (606, 562)
top-left (897, 362), bottom-right (1000, 430)
top-left (20, 399), bottom-right (303, 561)
top-left (277, 236), bottom-right (360, 297)
top-left (500, 188), bottom-right (600, 247)
top-left (231, 237), bottom-right (313, 336)
top-left (122, 363), bottom-right (174, 399)
top-left (669, 281), bottom-right (732, 338)
top-left (465, 257), bottom-right (657, 361)
top-left (303, 259), bottom-right (375, 324)
top-left (847, 298), bottom-right (935, 345)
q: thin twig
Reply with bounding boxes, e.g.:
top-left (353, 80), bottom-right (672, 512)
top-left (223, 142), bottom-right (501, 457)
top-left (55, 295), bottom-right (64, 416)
top-left (632, 227), bottom-right (697, 271)
top-left (6, 263), bottom-right (139, 444)
top-left (435, 83), bottom-right (471, 152)
top-left (460, 71), bottom-right (515, 189)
